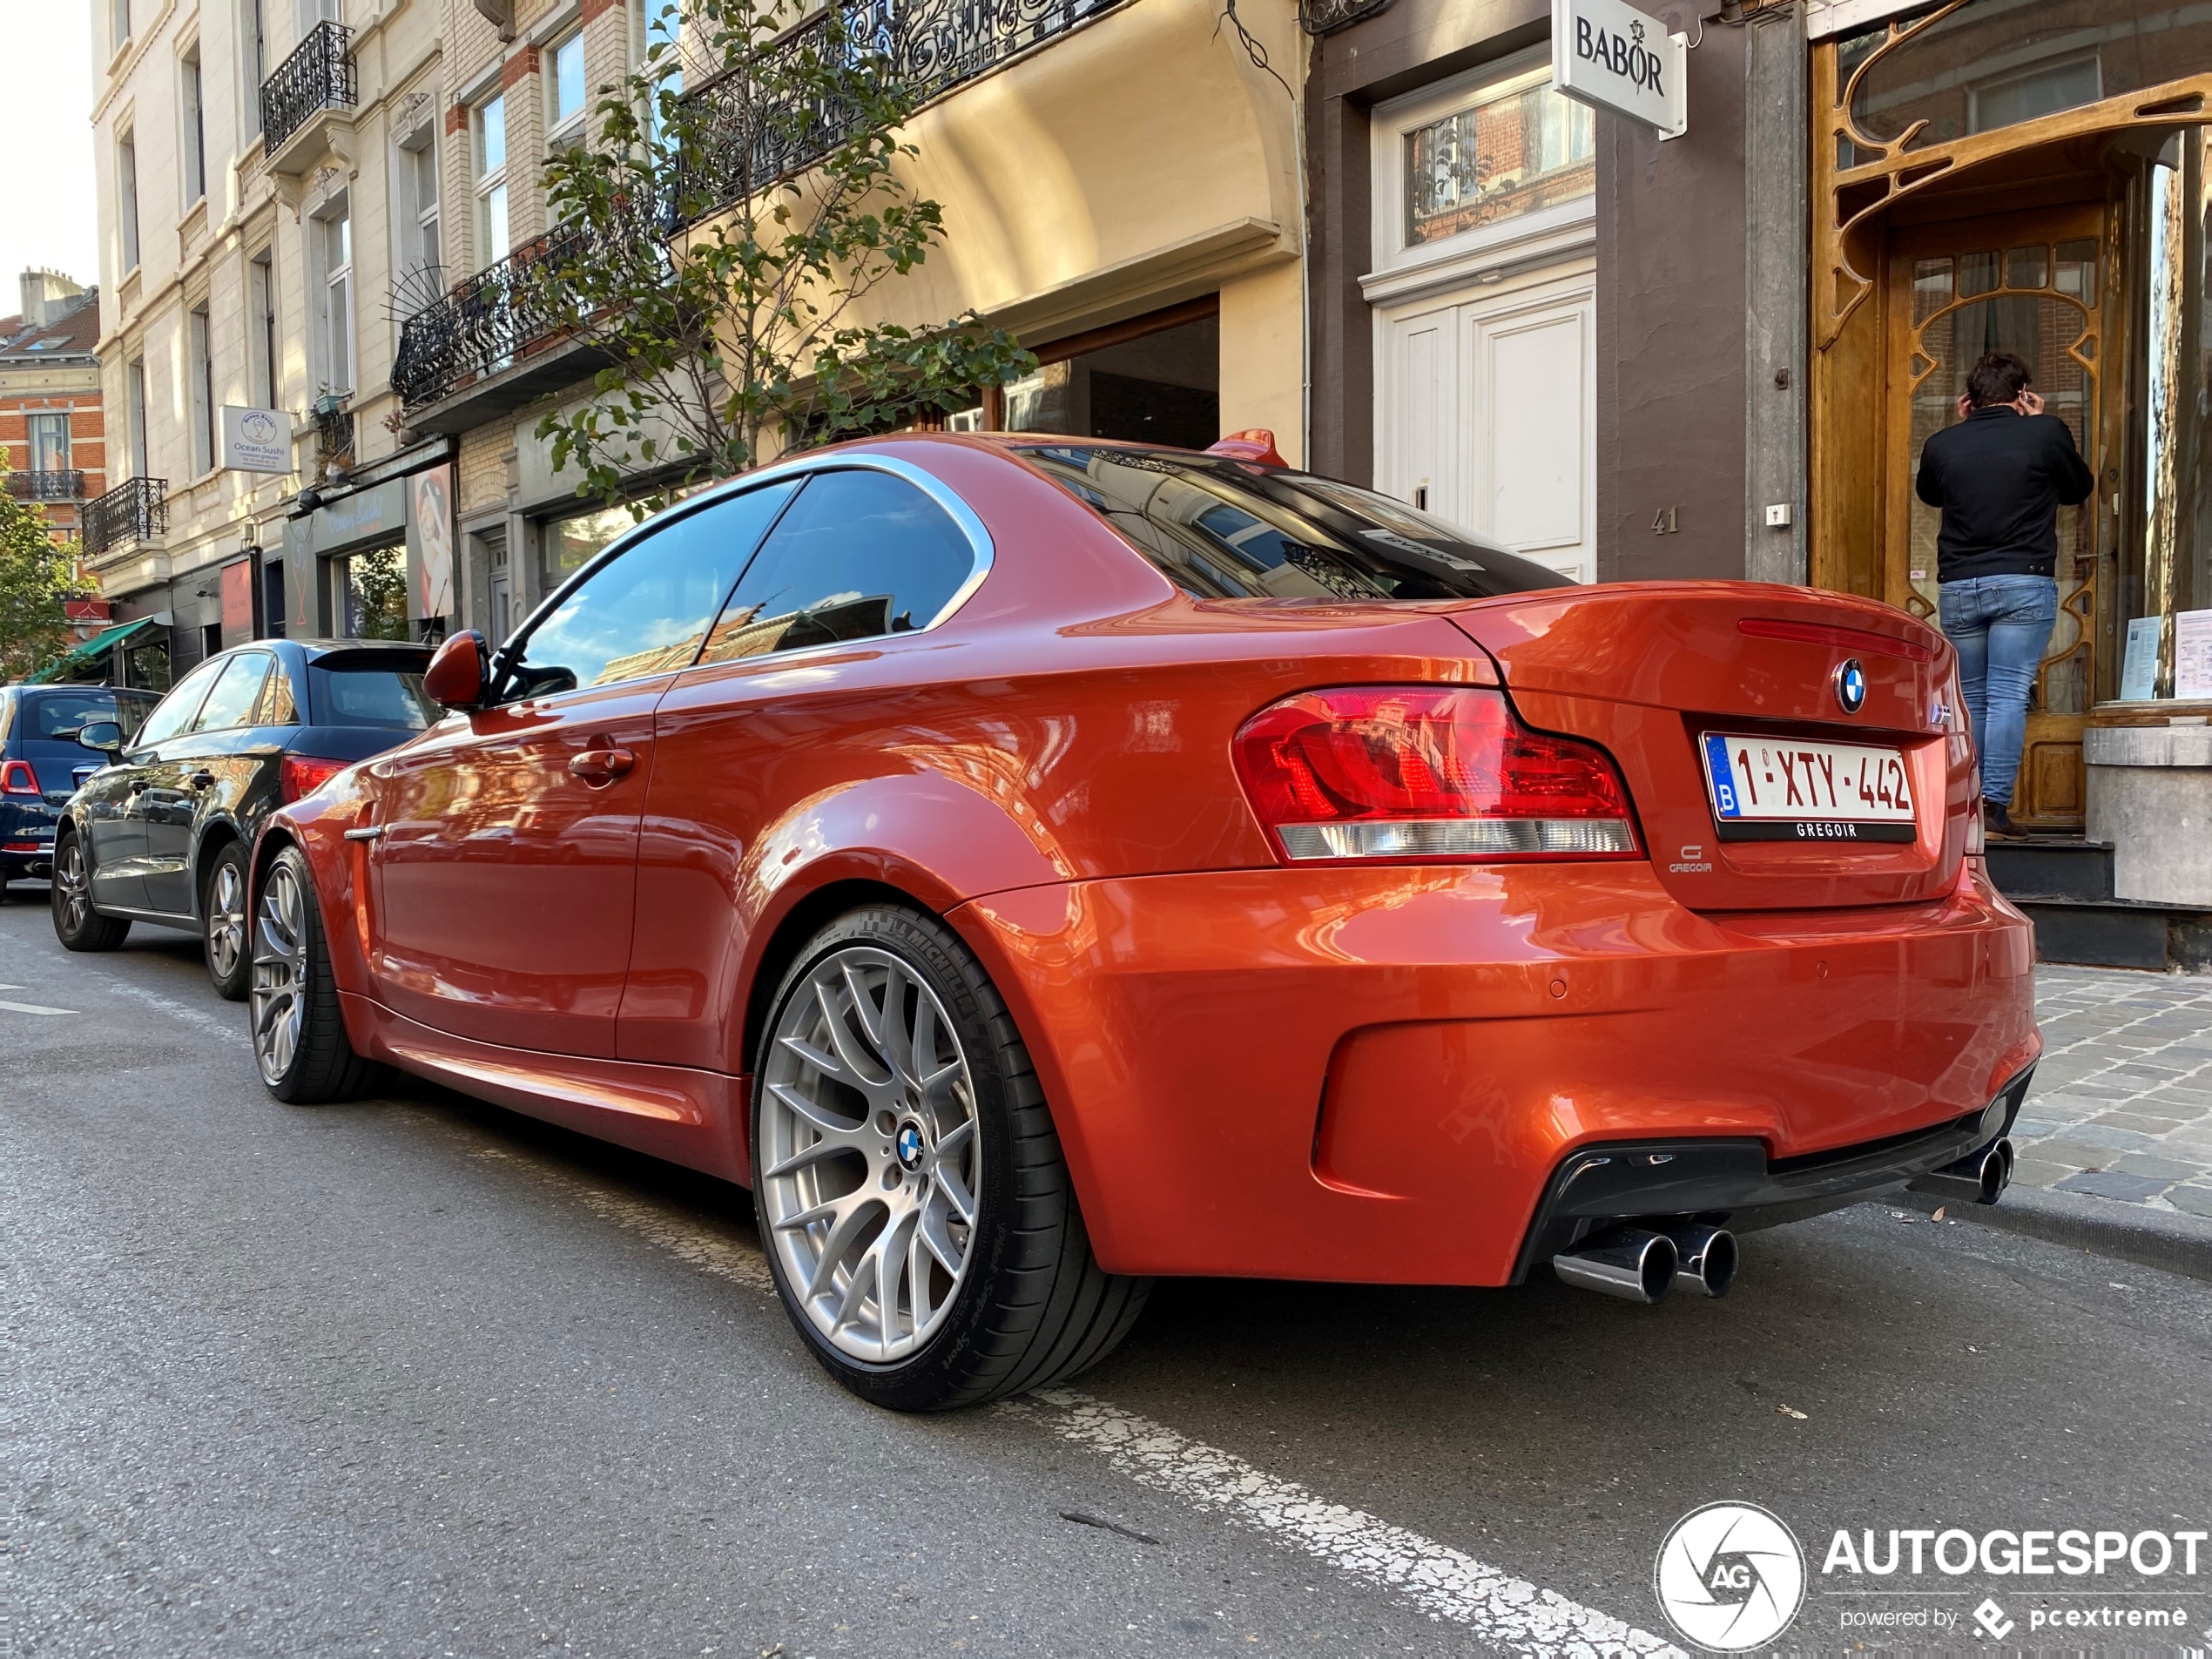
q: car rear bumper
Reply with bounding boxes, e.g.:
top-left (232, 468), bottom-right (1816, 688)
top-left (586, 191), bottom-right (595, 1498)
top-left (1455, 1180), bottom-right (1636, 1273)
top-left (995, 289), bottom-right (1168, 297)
top-left (952, 860), bottom-right (2040, 1285)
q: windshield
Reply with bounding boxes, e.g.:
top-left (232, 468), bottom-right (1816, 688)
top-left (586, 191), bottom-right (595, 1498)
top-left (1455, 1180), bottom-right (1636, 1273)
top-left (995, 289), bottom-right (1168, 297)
top-left (1013, 445), bottom-right (1575, 601)
top-left (307, 661), bottom-right (438, 729)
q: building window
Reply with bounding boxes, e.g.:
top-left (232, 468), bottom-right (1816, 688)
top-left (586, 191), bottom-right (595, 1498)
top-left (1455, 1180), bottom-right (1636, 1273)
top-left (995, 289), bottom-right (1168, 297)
top-left (190, 306), bottom-right (216, 474)
top-left (182, 44), bottom-right (207, 203)
top-left (245, 0), bottom-right (266, 130)
top-left (341, 546), bottom-right (410, 639)
top-left (474, 93), bottom-right (509, 269)
top-left (28, 413), bottom-right (71, 474)
top-left (549, 32), bottom-right (587, 148)
top-left (118, 134), bottom-right (141, 271)
top-left (317, 206), bottom-right (354, 395)
top-left (112, 0), bottom-right (131, 51)
top-left (635, 0), bottom-right (682, 145)
top-left (395, 132), bottom-right (442, 305)
top-left (249, 252), bottom-right (277, 408)
top-left (1393, 62), bottom-right (1594, 251)
top-left (127, 358), bottom-right (150, 478)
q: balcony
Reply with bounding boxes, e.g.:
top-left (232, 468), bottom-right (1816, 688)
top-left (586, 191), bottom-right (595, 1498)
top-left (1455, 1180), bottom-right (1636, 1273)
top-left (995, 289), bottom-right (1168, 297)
top-left (260, 21), bottom-right (357, 172)
top-left (392, 0), bottom-right (1124, 415)
top-left (6, 469), bottom-right (86, 502)
top-left (82, 477), bottom-right (168, 557)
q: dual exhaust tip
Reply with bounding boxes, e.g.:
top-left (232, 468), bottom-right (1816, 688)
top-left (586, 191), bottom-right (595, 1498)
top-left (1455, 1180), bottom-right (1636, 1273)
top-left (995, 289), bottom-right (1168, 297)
top-left (1553, 1136), bottom-right (2017, 1305)
top-left (1553, 1222), bottom-right (1737, 1305)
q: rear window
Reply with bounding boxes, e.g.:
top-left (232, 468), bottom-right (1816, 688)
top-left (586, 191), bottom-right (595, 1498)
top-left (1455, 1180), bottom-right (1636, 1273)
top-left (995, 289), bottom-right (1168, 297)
top-left (308, 658), bottom-right (438, 730)
top-left (1015, 445), bottom-right (1575, 602)
top-left (24, 691), bottom-right (124, 742)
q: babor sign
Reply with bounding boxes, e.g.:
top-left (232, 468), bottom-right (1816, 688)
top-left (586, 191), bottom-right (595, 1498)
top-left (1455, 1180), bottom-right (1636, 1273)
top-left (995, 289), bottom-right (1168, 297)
top-left (1551, 0), bottom-right (1688, 140)
top-left (220, 406), bottom-right (292, 474)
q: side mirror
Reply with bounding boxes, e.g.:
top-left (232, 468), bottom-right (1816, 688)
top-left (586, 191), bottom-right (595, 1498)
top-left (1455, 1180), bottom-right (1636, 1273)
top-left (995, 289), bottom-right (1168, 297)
top-left (422, 630), bottom-right (490, 710)
top-left (76, 720), bottom-right (125, 757)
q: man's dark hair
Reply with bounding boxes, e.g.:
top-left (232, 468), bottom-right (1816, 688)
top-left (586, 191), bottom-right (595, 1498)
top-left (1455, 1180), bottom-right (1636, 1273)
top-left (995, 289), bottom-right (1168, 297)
top-left (1966, 352), bottom-right (2033, 409)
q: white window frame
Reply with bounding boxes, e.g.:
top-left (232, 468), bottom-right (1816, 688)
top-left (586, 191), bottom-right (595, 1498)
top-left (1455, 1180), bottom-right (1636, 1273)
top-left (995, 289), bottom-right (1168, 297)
top-left (127, 358), bottom-right (150, 478)
top-left (1365, 50), bottom-right (1597, 301)
top-left (248, 250), bottom-right (278, 408)
top-left (28, 413), bottom-right (72, 474)
top-left (548, 30), bottom-right (588, 149)
top-left (118, 133), bottom-right (141, 272)
top-left (314, 202), bottom-right (355, 395)
top-left (394, 128), bottom-right (442, 304)
top-left (181, 44), bottom-right (207, 204)
top-left (189, 304), bottom-right (215, 475)
top-left (473, 93), bottom-right (509, 272)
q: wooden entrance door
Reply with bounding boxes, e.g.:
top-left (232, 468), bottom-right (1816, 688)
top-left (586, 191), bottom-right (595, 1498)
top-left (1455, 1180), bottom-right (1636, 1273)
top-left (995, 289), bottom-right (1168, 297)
top-left (1885, 206), bottom-right (2106, 828)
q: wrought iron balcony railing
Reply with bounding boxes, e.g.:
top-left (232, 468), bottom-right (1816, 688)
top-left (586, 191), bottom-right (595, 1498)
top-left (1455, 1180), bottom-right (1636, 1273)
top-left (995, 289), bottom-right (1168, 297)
top-left (392, 0), bottom-right (1121, 410)
top-left (1298, 0), bottom-right (1392, 32)
top-left (260, 21), bottom-right (357, 154)
top-left (82, 476), bottom-right (168, 557)
top-left (7, 469), bottom-right (86, 502)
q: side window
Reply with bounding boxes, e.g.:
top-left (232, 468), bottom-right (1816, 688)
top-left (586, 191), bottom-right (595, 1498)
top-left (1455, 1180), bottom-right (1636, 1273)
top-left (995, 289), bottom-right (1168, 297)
top-left (511, 480), bottom-right (799, 696)
top-left (698, 469), bottom-right (978, 666)
top-left (134, 657), bottom-right (231, 750)
top-left (257, 663), bottom-right (300, 726)
top-left (187, 652), bottom-right (276, 734)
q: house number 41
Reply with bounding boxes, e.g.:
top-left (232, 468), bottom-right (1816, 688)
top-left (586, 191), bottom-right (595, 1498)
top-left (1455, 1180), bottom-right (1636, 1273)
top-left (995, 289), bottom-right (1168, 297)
top-left (1651, 505), bottom-right (1680, 535)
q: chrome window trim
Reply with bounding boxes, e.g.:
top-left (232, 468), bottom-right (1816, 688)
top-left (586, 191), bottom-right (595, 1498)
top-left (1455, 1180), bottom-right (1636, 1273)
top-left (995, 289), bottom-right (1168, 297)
top-left (501, 450), bottom-right (996, 691)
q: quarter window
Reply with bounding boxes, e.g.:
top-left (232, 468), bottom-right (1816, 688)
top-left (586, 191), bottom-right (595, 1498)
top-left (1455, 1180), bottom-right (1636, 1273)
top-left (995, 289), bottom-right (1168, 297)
top-left (698, 469), bottom-right (977, 665)
top-left (134, 656), bottom-right (231, 749)
top-left (187, 652), bottom-right (276, 734)
top-left (511, 481), bottom-right (799, 695)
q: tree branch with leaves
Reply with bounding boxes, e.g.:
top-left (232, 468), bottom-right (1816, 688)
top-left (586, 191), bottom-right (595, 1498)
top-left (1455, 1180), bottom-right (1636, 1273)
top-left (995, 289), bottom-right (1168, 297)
top-left (0, 466), bottom-right (81, 683)
top-left (534, 0), bottom-right (1035, 513)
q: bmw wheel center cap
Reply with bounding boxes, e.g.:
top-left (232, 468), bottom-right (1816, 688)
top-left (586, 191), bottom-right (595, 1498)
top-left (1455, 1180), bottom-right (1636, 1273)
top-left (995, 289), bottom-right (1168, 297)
top-left (1834, 658), bottom-right (1867, 714)
top-left (896, 1121), bottom-right (927, 1171)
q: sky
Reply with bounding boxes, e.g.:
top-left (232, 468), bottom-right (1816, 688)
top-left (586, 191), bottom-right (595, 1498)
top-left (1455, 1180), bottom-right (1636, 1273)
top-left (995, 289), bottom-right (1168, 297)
top-left (0, 0), bottom-right (101, 307)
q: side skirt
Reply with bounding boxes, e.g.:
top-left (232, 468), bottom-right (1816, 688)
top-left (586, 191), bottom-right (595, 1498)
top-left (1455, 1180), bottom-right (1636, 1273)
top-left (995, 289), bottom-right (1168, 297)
top-left (341, 992), bottom-right (752, 1185)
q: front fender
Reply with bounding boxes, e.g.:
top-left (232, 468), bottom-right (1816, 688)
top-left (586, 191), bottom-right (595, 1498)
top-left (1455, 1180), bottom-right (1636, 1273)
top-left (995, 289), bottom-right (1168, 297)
top-left (250, 776), bottom-right (375, 1011)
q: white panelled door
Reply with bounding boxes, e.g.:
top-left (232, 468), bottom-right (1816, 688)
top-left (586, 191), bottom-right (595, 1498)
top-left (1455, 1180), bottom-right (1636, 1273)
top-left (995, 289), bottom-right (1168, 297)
top-left (1377, 269), bottom-right (1595, 583)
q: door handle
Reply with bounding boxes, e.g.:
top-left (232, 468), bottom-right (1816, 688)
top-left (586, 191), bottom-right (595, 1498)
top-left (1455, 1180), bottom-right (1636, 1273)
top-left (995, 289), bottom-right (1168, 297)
top-left (568, 747), bottom-right (637, 783)
top-left (190, 771), bottom-right (217, 790)
top-left (342, 825), bottom-right (386, 842)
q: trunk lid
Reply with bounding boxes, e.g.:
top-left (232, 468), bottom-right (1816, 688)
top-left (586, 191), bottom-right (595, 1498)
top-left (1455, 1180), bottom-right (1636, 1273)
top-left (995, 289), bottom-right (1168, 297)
top-left (1442, 582), bottom-right (1972, 911)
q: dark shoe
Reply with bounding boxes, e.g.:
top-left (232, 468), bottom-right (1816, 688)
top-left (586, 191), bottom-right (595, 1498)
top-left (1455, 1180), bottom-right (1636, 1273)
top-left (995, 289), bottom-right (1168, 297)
top-left (1983, 801), bottom-right (2021, 840)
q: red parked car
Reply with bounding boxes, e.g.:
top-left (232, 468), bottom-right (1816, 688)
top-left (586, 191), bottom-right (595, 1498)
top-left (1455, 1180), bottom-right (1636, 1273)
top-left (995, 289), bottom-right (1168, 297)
top-left (249, 435), bottom-right (2039, 1410)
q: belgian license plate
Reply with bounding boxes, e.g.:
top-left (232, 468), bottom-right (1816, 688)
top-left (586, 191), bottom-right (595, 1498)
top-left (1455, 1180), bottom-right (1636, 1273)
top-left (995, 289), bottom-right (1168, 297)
top-left (1700, 732), bottom-right (1917, 843)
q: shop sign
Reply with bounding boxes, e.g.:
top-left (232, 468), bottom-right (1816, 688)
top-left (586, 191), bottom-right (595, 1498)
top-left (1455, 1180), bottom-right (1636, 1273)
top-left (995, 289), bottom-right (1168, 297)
top-left (1552, 0), bottom-right (1688, 140)
top-left (409, 465), bottom-right (456, 624)
top-left (221, 406), bottom-right (291, 474)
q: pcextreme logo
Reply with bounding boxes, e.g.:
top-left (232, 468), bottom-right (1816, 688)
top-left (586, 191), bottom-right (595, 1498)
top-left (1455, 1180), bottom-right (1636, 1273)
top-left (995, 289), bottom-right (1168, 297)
top-left (1654, 1501), bottom-right (1807, 1652)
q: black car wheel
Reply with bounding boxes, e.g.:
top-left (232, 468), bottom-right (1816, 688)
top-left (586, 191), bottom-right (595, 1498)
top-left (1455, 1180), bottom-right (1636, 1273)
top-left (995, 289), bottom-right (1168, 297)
top-left (252, 845), bottom-right (373, 1103)
top-left (51, 833), bottom-right (130, 951)
top-left (201, 841), bottom-right (252, 1001)
top-left (752, 905), bottom-right (1150, 1411)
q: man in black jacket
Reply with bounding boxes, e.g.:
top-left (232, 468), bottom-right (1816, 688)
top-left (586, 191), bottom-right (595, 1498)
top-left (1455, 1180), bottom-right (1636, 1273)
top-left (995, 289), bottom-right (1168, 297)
top-left (1915, 351), bottom-right (2094, 838)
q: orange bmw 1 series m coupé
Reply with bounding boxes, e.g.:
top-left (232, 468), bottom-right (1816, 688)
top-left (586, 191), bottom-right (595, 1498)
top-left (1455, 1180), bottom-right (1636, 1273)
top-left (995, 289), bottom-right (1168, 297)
top-left (248, 433), bottom-right (2039, 1409)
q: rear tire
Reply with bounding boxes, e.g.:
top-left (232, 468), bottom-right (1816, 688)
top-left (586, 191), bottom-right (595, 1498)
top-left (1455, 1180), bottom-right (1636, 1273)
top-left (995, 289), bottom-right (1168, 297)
top-left (51, 833), bottom-right (131, 951)
top-left (201, 840), bottom-right (252, 1001)
top-left (252, 845), bottom-right (372, 1103)
top-left (752, 904), bottom-right (1150, 1411)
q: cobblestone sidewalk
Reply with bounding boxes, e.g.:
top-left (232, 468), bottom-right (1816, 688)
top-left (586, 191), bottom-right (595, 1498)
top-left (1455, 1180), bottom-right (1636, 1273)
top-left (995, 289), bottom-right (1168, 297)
top-left (2011, 967), bottom-right (2212, 1219)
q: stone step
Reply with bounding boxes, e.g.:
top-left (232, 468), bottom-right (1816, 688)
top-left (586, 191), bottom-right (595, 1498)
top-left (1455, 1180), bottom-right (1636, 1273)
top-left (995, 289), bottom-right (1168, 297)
top-left (2008, 894), bottom-right (2212, 974)
top-left (1986, 837), bottom-right (2113, 902)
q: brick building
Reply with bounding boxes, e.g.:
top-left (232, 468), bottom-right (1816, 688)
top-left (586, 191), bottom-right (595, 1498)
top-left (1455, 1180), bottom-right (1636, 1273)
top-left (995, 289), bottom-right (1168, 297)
top-left (1, 271), bottom-right (105, 563)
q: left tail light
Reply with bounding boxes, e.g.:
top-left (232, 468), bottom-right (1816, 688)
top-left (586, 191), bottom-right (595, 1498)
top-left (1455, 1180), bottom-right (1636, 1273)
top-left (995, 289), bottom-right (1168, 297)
top-left (1231, 686), bottom-right (1640, 863)
top-left (1, 759), bottom-right (40, 795)
top-left (281, 754), bottom-right (347, 803)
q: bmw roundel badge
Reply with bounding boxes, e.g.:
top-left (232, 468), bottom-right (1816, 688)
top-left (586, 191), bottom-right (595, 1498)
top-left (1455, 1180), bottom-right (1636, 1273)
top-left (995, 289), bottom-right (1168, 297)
top-left (1834, 658), bottom-right (1867, 714)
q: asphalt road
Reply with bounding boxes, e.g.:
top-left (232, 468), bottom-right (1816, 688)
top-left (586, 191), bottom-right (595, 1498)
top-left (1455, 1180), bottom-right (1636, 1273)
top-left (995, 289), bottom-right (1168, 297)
top-left (5, 884), bottom-right (2210, 1658)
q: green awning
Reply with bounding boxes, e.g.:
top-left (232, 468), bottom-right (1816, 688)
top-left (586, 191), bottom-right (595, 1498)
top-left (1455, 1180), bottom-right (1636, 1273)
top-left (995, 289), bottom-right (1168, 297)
top-left (26, 616), bottom-right (165, 684)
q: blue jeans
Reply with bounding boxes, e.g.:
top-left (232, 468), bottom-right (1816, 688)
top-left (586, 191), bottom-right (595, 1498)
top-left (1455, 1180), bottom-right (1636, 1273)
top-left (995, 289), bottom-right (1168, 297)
top-left (1939, 575), bottom-right (2058, 807)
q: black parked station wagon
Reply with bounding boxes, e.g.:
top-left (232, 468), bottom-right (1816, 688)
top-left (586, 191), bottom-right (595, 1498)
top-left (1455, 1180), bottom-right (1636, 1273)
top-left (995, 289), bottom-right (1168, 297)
top-left (52, 639), bottom-right (435, 996)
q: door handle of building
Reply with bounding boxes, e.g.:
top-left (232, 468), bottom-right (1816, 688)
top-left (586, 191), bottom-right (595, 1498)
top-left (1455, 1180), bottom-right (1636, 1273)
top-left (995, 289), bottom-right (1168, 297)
top-left (190, 771), bottom-right (217, 790)
top-left (569, 747), bottom-right (636, 783)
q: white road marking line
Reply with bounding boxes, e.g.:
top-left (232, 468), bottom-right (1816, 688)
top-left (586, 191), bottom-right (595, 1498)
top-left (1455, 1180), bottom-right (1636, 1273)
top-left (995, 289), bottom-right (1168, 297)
top-left (1009, 1391), bottom-right (1682, 1659)
top-left (0, 997), bottom-right (76, 1015)
top-left (441, 1117), bottom-right (1672, 1656)
top-left (97, 977), bottom-right (251, 1046)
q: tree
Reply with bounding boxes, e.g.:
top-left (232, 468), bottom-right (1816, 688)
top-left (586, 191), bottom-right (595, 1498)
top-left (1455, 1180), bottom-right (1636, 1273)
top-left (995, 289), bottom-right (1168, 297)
top-left (0, 464), bottom-right (80, 683)
top-left (534, 0), bottom-right (1036, 512)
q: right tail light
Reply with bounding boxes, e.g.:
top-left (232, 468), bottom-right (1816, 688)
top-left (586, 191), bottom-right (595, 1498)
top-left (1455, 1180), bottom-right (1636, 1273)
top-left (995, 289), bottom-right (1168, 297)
top-left (1231, 686), bottom-right (1640, 864)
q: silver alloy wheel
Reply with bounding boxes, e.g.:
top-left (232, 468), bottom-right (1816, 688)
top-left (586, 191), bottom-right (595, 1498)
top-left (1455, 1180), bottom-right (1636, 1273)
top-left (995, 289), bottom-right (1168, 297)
top-left (759, 946), bottom-right (981, 1364)
top-left (206, 860), bottom-right (247, 982)
top-left (56, 838), bottom-right (91, 934)
top-left (251, 860), bottom-right (308, 1086)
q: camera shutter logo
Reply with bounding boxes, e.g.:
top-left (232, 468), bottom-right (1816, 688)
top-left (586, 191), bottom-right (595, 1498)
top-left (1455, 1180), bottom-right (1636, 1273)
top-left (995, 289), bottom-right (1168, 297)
top-left (1653, 1501), bottom-right (1806, 1651)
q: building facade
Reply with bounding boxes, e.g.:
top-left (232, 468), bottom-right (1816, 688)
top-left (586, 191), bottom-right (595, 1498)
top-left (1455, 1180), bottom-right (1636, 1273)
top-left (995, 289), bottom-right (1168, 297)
top-left (2, 272), bottom-right (106, 556)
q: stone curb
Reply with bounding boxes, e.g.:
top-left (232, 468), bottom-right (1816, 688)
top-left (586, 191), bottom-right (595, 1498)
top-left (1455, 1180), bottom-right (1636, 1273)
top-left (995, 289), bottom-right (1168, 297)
top-left (1888, 1184), bottom-right (2212, 1284)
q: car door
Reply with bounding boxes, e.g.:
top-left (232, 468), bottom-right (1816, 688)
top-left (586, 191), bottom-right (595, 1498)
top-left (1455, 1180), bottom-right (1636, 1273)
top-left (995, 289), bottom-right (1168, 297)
top-left (617, 464), bottom-right (991, 1070)
top-left (74, 656), bottom-right (228, 913)
top-left (361, 480), bottom-right (799, 1057)
top-left (138, 651), bottom-right (275, 918)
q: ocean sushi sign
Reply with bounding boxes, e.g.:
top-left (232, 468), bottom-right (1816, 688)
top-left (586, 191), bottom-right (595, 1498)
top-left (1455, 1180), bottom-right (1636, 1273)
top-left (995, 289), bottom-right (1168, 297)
top-left (1552, 0), bottom-right (1689, 140)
